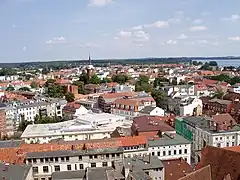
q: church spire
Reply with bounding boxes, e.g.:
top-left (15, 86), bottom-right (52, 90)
top-left (88, 52), bottom-right (92, 65)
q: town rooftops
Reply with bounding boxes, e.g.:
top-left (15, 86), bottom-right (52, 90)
top-left (21, 113), bottom-right (129, 138)
top-left (197, 146), bottom-right (240, 180)
top-left (0, 163), bottom-right (31, 180)
top-left (52, 170), bottom-right (85, 180)
top-left (87, 167), bottom-right (115, 180)
top-left (0, 140), bottom-right (22, 148)
top-left (162, 158), bottom-right (193, 180)
top-left (178, 165), bottom-right (212, 180)
top-left (139, 106), bottom-right (157, 114)
top-left (208, 98), bottom-right (232, 105)
top-left (26, 147), bottom-right (124, 159)
top-left (148, 134), bottom-right (190, 147)
top-left (132, 116), bottom-right (175, 132)
top-left (128, 171), bottom-right (151, 180)
top-left (124, 155), bottom-right (164, 170)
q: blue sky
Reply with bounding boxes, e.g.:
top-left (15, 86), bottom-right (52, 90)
top-left (1, 0), bottom-right (240, 62)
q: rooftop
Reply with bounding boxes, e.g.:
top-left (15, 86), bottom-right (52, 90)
top-left (148, 134), bottom-right (190, 147)
top-left (0, 140), bottom-right (22, 148)
top-left (162, 158), bottom-right (193, 180)
top-left (52, 170), bottom-right (85, 180)
top-left (178, 165), bottom-right (212, 180)
top-left (0, 163), bottom-right (31, 180)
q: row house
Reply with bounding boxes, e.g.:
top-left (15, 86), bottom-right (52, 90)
top-left (201, 98), bottom-right (232, 115)
top-left (111, 96), bottom-right (156, 120)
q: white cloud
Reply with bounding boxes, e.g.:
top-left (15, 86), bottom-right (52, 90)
top-left (178, 34), bottom-right (188, 39)
top-left (133, 31), bottom-right (149, 41)
top-left (45, 36), bottom-right (66, 44)
top-left (166, 40), bottom-right (178, 45)
top-left (88, 0), bottom-right (113, 7)
top-left (192, 19), bottom-right (203, 24)
top-left (145, 21), bottom-right (169, 28)
top-left (132, 25), bottom-right (143, 30)
top-left (22, 46), bottom-right (27, 51)
top-left (118, 30), bottom-right (132, 37)
top-left (197, 40), bottom-right (208, 44)
top-left (189, 25), bottom-right (208, 31)
top-left (223, 14), bottom-right (240, 22)
top-left (201, 12), bottom-right (210, 16)
top-left (168, 18), bottom-right (181, 24)
top-left (228, 36), bottom-right (240, 41)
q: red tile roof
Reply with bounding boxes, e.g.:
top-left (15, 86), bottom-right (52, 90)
top-left (132, 116), bottom-right (175, 132)
top-left (197, 146), bottom-right (240, 180)
top-left (117, 136), bottom-right (147, 147)
top-left (212, 113), bottom-right (236, 130)
top-left (162, 158), bottom-right (193, 180)
top-left (179, 165), bottom-right (212, 180)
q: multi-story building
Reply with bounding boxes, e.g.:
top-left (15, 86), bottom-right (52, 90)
top-left (26, 147), bottom-right (124, 180)
top-left (0, 105), bottom-right (6, 137)
top-left (148, 134), bottom-right (191, 164)
top-left (179, 97), bottom-right (202, 116)
top-left (111, 95), bottom-right (156, 120)
top-left (201, 98), bottom-right (232, 115)
top-left (21, 113), bottom-right (130, 144)
top-left (175, 114), bottom-right (240, 162)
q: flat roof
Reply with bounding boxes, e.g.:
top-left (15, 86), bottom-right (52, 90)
top-left (52, 170), bottom-right (85, 180)
top-left (148, 134), bottom-right (190, 147)
top-left (21, 113), bottom-right (131, 138)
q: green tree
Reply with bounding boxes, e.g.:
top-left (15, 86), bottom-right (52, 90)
top-left (89, 74), bottom-right (101, 84)
top-left (34, 116), bottom-right (58, 124)
top-left (210, 74), bottom-right (231, 83)
top-left (19, 87), bottom-right (31, 91)
top-left (230, 76), bottom-right (240, 85)
top-left (151, 89), bottom-right (167, 107)
top-left (135, 75), bottom-right (152, 92)
top-left (72, 81), bottom-right (85, 94)
top-left (101, 78), bottom-right (112, 83)
top-left (112, 74), bottom-right (129, 84)
top-left (213, 88), bottom-right (227, 99)
top-left (6, 85), bottom-right (15, 91)
top-left (65, 92), bottom-right (75, 102)
top-left (30, 81), bottom-right (38, 89)
top-left (79, 73), bottom-right (89, 84)
top-left (47, 85), bottom-right (64, 98)
top-left (45, 79), bottom-right (56, 87)
top-left (18, 120), bottom-right (32, 132)
top-left (208, 61), bottom-right (218, 66)
top-left (42, 67), bottom-right (50, 75)
top-left (153, 77), bottom-right (164, 88)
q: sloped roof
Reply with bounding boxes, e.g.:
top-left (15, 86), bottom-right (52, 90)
top-left (178, 165), bottom-right (212, 180)
top-left (197, 146), bottom-right (240, 180)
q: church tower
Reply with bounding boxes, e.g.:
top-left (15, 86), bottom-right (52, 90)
top-left (87, 53), bottom-right (94, 78)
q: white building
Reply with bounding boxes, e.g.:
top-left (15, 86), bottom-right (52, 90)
top-left (139, 106), bottom-right (164, 116)
top-left (21, 113), bottom-right (131, 144)
top-left (179, 97), bottom-right (203, 116)
top-left (147, 134), bottom-right (191, 164)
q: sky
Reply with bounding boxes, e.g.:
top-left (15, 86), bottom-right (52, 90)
top-left (1, 0), bottom-right (240, 62)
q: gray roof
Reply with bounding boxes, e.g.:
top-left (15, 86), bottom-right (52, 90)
top-left (26, 147), bottom-right (124, 159)
top-left (52, 170), bottom-right (85, 180)
top-left (124, 155), bottom-right (163, 170)
top-left (87, 167), bottom-right (113, 180)
top-left (128, 171), bottom-right (151, 180)
top-left (0, 163), bottom-right (31, 180)
top-left (139, 106), bottom-right (156, 114)
top-left (0, 140), bottom-right (22, 148)
top-left (148, 134), bottom-right (190, 147)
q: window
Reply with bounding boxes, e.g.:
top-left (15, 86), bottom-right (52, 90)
top-left (116, 153), bottom-right (120, 157)
top-left (66, 157), bottom-right (69, 162)
top-left (232, 142), bottom-right (235, 146)
top-left (94, 155), bottom-right (98, 159)
top-left (40, 158), bottom-right (44, 163)
top-left (33, 158), bottom-right (37, 163)
top-left (168, 151), bottom-right (171, 155)
top-left (75, 164), bottom-right (77, 170)
top-left (55, 157), bottom-right (58, 162)
top-left (32, 167), bottom-right (38, 174)
top-left (79, 164), bottom-right (84, 169)
top-left (45, 158), bottom-right (49, 163)
top-left (61, 157), bottom-right (65, 162)
top-left (48, 178), bottom-right (52, 180)
top-left (112, 154), bottom-right (115, 158)
top-left (90, 155), bottom-right (93, 159)
top-left (43, 166), bottom-right (49, 173)
top-left (184, 149), bottom-right (187, 154)
top-left (34, 178), bottom-right (38, 180)
top-left (67, 165), bottom-right (71, 171)
top-left (226, 142), bottom-right (229, 147)
top-left (152, 152), bottom-right (155, 156)
top-left (41, 178), bottom-right (45, 180)
top-left (54, 165), bottom-right (60, 172)
top-left (215, 137), bottom-right (218, 141)
top-left (102, 162), bottom-right (108, 167)
top-left (232, 136), bottom-right (235, 139)
top-left (157, 152), bottom-right (160, 156)
top-left (28, 159), bottom-right (32, 163)
top-left (174, 150), bottom-right (176, 155)
top-left (179, 150), bottom-right (182, 154)
top-left (217, 143), bottom-right (221, 148)
top-left (106, 154), bottom-right (109, 158)
top-left (163, 151), bottom-right (166, 156)
top-left (50, 157), bottom-right (53, 162)
top-left (220, 137), bottom-right (222, 140)
top-left (91, 163), bottom-right (96, 167)
top-left (79, 156), bottom-right (82, 160)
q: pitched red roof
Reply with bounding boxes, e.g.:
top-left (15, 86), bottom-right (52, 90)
top-left (197, 146), bottom-right (240, 180)
top-left (179, 165), bottom-right (212, 180)
top-left (132, 116), bottom-right (175, 132)
top-left (212, 113), bottom-right (236, 130)
top-left (162, 158), bottom-right (193, 180)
